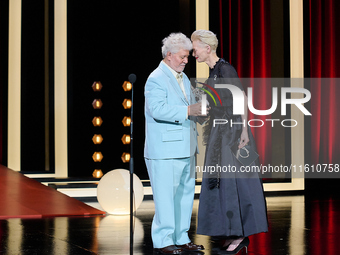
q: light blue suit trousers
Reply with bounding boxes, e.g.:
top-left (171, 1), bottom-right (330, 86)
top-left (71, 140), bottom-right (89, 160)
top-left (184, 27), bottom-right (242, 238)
top-left (145, 156), bottom-right (195, 248)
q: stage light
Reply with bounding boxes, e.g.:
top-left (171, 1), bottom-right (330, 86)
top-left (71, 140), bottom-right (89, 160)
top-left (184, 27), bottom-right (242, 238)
top-left (92, 134), bottom-right (103, 144)
top-left (122, 99), bottom-right (132, 109)
top-left (121, 152), bottom-right (130, 163)
top-left (122, 81), bottom-right (132, 91)
top-left (92, 169), bottom-right (103, 178)
top-left (92, 99), bottom-right (103, 109)
top-left (92, 81), bottom-right (103, 92)
top-left (92, 116), bottom-right (103, 126)
top-left (122, 116), bottom-right (131, 127)
top-left (121, 134), bottom-right (131, 144)
top-left (93, 152), bottom-right (103, 162)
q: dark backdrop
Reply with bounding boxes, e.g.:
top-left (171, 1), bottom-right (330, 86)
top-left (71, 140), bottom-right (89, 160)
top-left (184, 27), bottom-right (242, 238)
top-left (0, 0), bottom-right (195, 179)
top-left (66, 0), bottom-right (195, 178)
top-left (0, 0), bottom-right (9, 166)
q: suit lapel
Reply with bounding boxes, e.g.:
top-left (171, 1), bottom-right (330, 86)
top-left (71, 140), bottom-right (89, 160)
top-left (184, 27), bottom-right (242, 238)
top-left (159, 62), bottom-right (189, 105)
top-left (183, 75), bottom-right (192, 104)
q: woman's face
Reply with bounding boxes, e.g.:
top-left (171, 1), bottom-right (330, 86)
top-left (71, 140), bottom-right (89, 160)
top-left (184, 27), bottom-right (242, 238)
top-left (192, 40), bottom-right (209, 63)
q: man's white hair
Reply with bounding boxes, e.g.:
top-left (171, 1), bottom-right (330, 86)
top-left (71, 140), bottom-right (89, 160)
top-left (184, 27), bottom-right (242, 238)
top-left (161, 32), bottom-right (192, 58)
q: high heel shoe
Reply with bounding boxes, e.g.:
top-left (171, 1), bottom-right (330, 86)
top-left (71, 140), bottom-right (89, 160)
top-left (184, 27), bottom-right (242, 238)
top-left (224, 237), bottom-right (249, 255)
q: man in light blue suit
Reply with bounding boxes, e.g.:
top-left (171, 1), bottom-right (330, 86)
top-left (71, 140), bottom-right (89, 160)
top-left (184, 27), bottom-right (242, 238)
top-left (144, 33), bottom-right (206, 254)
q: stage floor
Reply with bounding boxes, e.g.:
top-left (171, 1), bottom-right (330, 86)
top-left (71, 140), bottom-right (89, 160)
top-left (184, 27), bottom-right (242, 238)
top-left (1, 193), bottom-right (340, 255)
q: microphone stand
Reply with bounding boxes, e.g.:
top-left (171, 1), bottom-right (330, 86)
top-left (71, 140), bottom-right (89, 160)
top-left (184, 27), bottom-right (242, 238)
top-left (128, 74), bottom-right (136, 255)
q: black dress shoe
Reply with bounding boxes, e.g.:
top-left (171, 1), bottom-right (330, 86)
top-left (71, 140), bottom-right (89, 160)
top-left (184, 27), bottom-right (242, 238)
top-left (154, 245), bottom-right (183, 254)
top-left (177, 242), bottom-right (205, 251)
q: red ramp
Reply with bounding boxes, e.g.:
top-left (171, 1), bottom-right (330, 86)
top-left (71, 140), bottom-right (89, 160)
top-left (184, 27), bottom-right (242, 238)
top-left (0, 165), bottom-right (105, 219)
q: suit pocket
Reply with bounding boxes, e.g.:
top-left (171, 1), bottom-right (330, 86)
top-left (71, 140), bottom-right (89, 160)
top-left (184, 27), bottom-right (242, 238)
top-left (162, 132), bottom-right (183, 142)
top-left (166, 124), bottom-right (183, 131)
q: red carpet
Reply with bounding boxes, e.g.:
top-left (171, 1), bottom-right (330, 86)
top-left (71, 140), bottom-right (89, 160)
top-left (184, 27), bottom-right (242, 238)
top-left (0, 165), bottom-right (105, 219)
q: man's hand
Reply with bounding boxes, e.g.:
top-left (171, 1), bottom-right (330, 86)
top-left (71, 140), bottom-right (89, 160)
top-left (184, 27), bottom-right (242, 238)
top-left (188, 103), bottom-right (209, 116)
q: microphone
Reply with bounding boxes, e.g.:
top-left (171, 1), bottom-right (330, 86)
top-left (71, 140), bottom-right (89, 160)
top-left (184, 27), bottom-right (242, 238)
top-left (128, 72), bottom-right (136, 255)
top-left (128, 73), bottom-right (136, 83)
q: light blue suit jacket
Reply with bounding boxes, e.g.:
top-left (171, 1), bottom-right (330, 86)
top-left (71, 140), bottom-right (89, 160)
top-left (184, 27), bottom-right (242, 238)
top-left (144, 61), bottom-right (198, 159)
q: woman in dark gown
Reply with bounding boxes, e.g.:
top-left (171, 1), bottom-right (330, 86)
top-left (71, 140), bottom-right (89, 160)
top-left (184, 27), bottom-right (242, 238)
top-left (191, 30), bottom-right (268, 254)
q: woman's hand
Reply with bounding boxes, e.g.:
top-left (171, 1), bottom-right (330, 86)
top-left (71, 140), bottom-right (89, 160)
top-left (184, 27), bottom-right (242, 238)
top-left (239, 129), bottom-right (250, 149)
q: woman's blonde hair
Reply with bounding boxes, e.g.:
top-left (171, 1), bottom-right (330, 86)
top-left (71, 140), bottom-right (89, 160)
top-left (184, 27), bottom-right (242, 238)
top-left (191, 30), bottom-right (218, 52)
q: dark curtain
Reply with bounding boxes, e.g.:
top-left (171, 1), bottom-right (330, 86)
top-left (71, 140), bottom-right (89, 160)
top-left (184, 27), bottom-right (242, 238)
top-left (0, 6), bottom-right (3, 164)
top-left (0, 57), bottom-right (2, 164)
top-left (0, 80), bottom-right (2, 164)
top-left (0, 0), bottom-right (9, 165)
top-left (217, 0), bottom-right (272, 165)
top-left (308, 0), bottom-right (340, 165)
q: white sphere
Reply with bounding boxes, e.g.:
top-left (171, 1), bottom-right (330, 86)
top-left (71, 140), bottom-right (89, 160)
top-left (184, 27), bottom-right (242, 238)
top-left (97, 169), bottom-right (144, 215)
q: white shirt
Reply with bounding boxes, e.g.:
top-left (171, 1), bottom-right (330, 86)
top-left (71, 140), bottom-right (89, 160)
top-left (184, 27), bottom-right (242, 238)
top-left (162, 61), bottom-right (188, 102)
top-left (162, 61), bottom-right (189, 119)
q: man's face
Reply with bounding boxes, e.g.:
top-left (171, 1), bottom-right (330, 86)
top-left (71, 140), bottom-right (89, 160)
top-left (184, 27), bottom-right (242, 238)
top-left (166, 49), bottom-right (190, 73)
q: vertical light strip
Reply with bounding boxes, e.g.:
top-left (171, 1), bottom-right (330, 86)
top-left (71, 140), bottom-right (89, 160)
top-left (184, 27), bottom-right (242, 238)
top-left (289, 0), bottom-right (305, 190)
top-left (195, 0), bottom-right (209, 78)
top-left (55, 0), bottom-right (68, 177)
top-left (195, 0), bottom-right (209, 180)
top-left (8, 0), bottom-right (22, 171)
top-left (194, 0), bottom-right (209, 247)
top-left (290, 0), bottom-right (304, 78)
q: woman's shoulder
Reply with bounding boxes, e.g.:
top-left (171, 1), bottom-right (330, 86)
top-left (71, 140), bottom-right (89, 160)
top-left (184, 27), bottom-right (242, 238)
top-left (217, 59), bottom-right (239, 78)
top-left (215, 59), bottom-right (244, 91)
top-left (218, 59), bottom-right (236, 71)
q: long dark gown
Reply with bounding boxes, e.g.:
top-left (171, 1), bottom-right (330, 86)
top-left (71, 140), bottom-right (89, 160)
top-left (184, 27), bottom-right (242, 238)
top-left (196, 59), bottom-right (268, 238)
